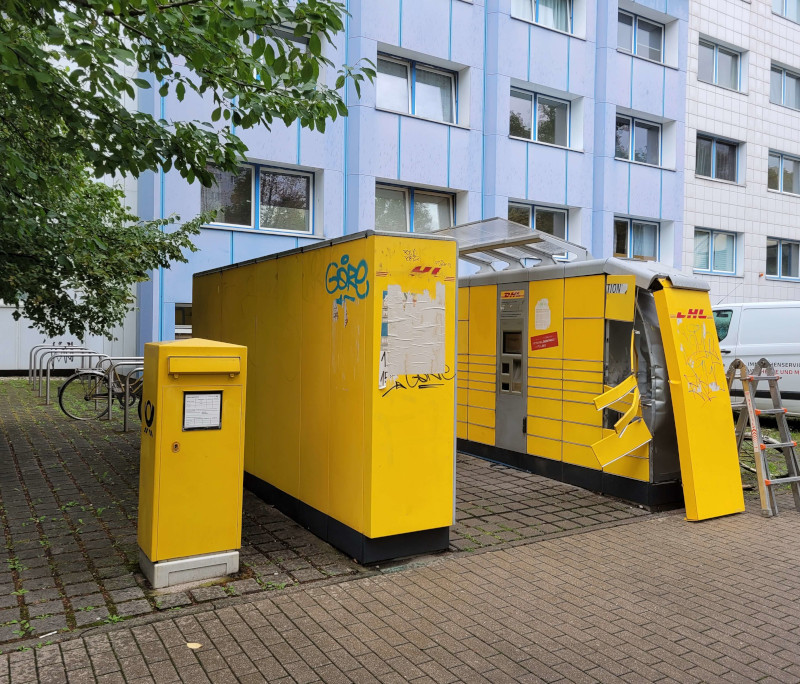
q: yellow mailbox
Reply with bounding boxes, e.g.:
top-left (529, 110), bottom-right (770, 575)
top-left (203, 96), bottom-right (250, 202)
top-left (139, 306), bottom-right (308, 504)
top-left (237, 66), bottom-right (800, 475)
top-left (138, 338), bottom-right (247, 588)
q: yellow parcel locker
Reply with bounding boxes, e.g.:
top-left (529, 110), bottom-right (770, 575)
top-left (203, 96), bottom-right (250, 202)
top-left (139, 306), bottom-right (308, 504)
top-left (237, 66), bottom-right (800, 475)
top-left (138, 338), bottom-right (247, 589)
top-left (194, 231), bottom-right (457, 564)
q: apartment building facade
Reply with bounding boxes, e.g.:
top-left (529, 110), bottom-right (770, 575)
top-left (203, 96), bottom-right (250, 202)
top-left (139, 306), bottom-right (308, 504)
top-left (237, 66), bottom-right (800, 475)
top-left (683, 0), bottom-right (800, 305)
top-left (132, 0), bottom-right (689, 347)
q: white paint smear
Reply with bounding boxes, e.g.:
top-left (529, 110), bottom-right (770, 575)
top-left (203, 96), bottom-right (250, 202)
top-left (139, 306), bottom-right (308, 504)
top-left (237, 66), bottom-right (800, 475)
top-left (383, 282), bottom-right (446, 377)
top-left (535, 298), bottom-right (551, 330)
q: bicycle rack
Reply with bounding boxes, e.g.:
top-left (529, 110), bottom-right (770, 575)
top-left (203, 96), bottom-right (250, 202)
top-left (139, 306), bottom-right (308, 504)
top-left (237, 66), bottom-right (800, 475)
top-left (100, 358), bottom-right (145, 421)
top-left (43, 352), bottom-right (109, 404)
top-left (29, 345), bottom-right (90, 386)
top-left (122, 366), bottom-right (144, 433)
top-left (32, 346), bottom-right (92, 390)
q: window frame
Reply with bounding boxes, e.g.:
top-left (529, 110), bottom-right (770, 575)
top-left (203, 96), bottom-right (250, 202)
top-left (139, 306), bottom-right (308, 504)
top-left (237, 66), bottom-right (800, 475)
top-left (766, 237), bottom-right (800, 280)
top-left (768, 151), bottom-right (800, 195)
top-left (509, 87), bottom-right (571, 148)
top-left (698, 40), bottom-right (741, 92)
top-left (614, 114), bottom-right (662, 167)
top-left (770, 64), bottom-right (800, 110)
top-left (693, 228), bottom-right (737, 276)
top-left (773, 0), bottom-right (800, 23)
top-left (375, 183), bottom-right (455, 234)
top-left (508, 202), bottom-right (569, 238)
top-left (376, 54), bottom-right (458, 125)
top-left (695, 134), bottom-right (739, 183)
top-left (510, 0), bottom-right (573, 35)
top-left (617, 10), bottom-right (665, 64)
top-left (203, 162), bottom-right (314, 235)
top-left (613, 217), bottom-right (660, 261)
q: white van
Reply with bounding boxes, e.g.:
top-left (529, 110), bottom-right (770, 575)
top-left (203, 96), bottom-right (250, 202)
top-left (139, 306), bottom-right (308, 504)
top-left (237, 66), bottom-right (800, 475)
top-left (712, 302), bottom-right (800, 416)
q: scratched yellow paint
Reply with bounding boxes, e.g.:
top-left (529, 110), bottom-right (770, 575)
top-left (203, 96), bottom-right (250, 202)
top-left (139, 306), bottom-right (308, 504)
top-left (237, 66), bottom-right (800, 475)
top-left (193, 234), bottom-right (457, 541)
top-left (653, 282), bottom-right (744, 520)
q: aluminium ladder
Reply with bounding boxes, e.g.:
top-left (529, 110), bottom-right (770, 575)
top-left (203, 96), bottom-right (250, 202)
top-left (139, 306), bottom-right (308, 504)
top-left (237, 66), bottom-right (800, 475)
top-left (726, 358), bottom-right (800, 517)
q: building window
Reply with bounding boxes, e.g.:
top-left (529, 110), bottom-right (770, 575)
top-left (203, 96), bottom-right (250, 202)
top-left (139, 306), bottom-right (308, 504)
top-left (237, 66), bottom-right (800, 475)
top-left (773, 0), bottom-right (800, 22)
top-left (767, 238), bottom-right (800, 279)
top-left (508, 203), bottom-right (567, 238)
top-left (510, 88), bottom-right (569, 147)
top-left (770, 65), bottom-right (800, 109)
top-left (695, 135), bottom-right (738, 182)
top-left (694, 229), bottom-right (736, 274)
top-left (511, 0), bottom-right (571, 33)
top-left (201, 164), bottom-right (313, 233)
top-left (376, 56), bottom-right (455, 124)
top-left (768, 152), bottom-right (800, 195)
top-left (698, 41), bottom-right (740, 91)
top-left (375, 185), bottom-right (454, 233)
top-left (614, 218), bottom-right (658, 261)
top-left (615, 115), bottom-right (660, 166)
top-left (617, 11), bottom-right (663, 63)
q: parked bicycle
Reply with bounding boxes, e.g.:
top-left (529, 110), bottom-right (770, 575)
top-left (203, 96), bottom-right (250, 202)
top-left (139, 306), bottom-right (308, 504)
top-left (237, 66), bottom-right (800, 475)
top-left (58, 367), bottom-right (143, 421)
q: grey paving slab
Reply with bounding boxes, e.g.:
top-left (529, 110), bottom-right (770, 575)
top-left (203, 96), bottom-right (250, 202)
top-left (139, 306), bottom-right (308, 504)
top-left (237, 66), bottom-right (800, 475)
top-left (0, 510), bottom-right (797, 682)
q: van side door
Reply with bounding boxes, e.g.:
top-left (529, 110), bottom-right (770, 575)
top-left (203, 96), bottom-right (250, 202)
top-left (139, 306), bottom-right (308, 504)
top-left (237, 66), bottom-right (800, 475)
top-left (712, 307), bottom-right (738, 358)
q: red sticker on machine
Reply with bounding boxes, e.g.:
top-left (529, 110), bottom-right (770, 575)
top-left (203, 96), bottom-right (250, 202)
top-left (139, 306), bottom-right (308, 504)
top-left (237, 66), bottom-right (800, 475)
top-left (530, 332), bottom-right (559, 350)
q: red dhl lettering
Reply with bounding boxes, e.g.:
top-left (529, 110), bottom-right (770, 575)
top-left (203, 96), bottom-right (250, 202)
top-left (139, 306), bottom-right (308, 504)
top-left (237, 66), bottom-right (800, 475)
top-left (410, 266), bottom-right (441, 276)
top-left (676, 308), bottom-right (708, 319)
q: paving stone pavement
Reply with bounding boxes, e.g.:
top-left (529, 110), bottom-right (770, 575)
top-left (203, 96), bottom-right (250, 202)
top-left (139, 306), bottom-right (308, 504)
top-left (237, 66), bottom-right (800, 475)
top-left (0, 378), bottom-right (653, 649)
top-left (1, 507), bottom-right (799, 682)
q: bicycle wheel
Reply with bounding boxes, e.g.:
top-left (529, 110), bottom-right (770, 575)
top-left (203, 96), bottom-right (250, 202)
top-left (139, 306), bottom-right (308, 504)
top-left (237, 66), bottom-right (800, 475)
top-left (58, 371), bottom-right (111, 420)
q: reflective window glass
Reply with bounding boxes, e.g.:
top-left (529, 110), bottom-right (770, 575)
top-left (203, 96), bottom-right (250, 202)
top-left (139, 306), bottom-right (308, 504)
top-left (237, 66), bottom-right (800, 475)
top-left (633, 121), bottom-right (660, 165)
top-left (510, 90), bottom-right (533, 139)
top-left (617, 12), bottom-right (633, 51)
top-left (715, 140), bottom-right (737, 181)
top-left (695, 136), bottom-right (713, 177)
top-left (415, 68), bottom-right (453, 123)
top-left (637, 18), bottom-right (663, 62)
top-left (766, 238), bottom-right (779, 276)
top-left (694, 229), bottom-right (711, 270)
top-left (631, 222), bottom-right (658, 260)
top-left (783, 157), bottom-right (800, 194)
top-left (713, 232), bottom-right (735, 272)
top-left (537, 97), bottom-right (568, 146)
top-left (377, 58), bottom-right (409, 113)
top-left (375, 186), bottom-right (408, 232)
top-left (534, 209), bottom-right (566, 239)
top-left (202, 165), bottom-right (253, 227)
top-left (771, 67), bottom-right (783, 104)
top-left (615, 117), bottom-right (631, 160)
top-left (698, 42), bottom-right (715, 83)
top-left (414, 193), bottom-right (452, 233)
top-left (717, 48), bottom-right (739, 90)
top-left (260, 171), bottom-right (310, 232)
top-left (508, 203), bottom-right (531, 227)
top-left (768, 153), bottom-right (781, 190)
top-left (614, 219), bottom-right (629, 257)
top-left (783, 242), bottom-right (800, 278)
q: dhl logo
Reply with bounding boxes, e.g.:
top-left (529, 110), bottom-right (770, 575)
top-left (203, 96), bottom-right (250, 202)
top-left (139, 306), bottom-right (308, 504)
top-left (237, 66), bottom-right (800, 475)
top-left (676, 308), bottom-right (707, 319)
top-left (410, 266), bottom-right (441, 276)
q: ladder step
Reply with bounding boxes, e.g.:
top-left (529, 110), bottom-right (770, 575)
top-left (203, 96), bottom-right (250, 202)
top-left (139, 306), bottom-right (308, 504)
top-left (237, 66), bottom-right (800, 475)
top-left (755, 408), bottom-right (788, 416)
top-left (749, 375), bottom-right (782, 381)
top-left (766, 475), bottom-right (800, 486)
top-left (760, 441), bottom-right (797, 450)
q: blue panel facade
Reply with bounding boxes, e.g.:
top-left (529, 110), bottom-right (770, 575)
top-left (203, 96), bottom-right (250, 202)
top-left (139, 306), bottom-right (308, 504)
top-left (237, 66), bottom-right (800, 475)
top-left (136, 0), bottom-right (689, 348)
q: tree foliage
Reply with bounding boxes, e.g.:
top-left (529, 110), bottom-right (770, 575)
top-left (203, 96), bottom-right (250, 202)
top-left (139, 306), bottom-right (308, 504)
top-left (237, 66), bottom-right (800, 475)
top-left (0, 0), bottom-right (372, 337)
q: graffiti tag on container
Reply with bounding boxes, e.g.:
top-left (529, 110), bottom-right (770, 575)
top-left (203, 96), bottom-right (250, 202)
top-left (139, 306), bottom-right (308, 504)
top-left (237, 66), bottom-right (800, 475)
top-left (381, 366), bottom-right (455, 397)
top-left (326, 254), bottom-right (369, 305)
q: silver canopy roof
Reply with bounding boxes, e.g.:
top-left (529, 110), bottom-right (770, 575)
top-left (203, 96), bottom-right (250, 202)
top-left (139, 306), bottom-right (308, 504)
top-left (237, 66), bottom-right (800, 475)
top-left (432, 217), bottom-right (709, 292)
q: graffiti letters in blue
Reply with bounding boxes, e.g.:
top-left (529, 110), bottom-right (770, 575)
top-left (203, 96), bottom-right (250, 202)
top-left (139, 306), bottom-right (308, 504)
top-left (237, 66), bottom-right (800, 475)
top-left (326, 254), bottom-right (370, 305)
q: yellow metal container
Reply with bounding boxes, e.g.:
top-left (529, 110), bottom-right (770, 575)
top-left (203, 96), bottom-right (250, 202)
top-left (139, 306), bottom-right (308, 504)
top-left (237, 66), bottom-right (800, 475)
top-left (138, 338), bottom-right (247, 588)
top-left (193, 232), bottom-right (457, 563)
top-left (457, 259), bottom-right (743, 518)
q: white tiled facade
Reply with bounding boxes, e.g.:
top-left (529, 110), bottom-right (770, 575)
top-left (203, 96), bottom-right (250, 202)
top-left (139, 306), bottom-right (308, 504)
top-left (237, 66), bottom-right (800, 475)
top-left (684, 0), bottom-right (800, 303)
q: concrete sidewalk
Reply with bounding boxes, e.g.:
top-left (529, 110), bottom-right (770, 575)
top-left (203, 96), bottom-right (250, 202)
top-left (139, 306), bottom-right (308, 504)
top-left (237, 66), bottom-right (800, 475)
top-left (3, 506), bottom-right (799, 683)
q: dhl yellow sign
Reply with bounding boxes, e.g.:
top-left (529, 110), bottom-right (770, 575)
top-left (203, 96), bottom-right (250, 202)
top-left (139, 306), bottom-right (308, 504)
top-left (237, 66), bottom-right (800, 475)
top-left (501, 290), bottom-right (525, 300)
